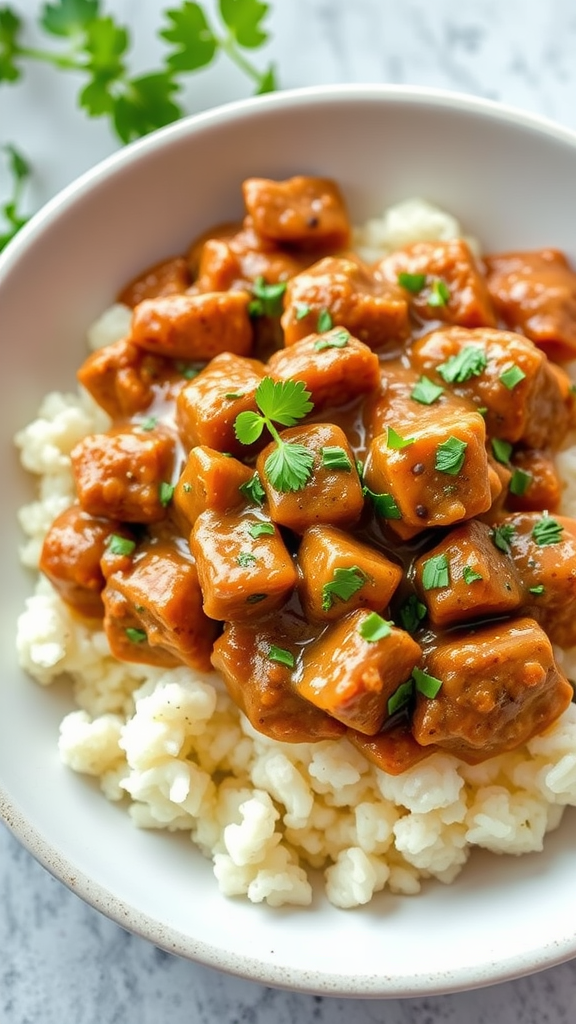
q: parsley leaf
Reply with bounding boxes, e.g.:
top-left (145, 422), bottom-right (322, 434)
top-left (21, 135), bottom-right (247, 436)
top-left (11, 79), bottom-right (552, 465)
top-left (412, 666), bottom-right (443, 698)
top-left (397, 271), bottom-right (426, 294)
top-left (317, 308), bottom-right (333, 332)
top-left (398, 594), bottom-right (427, 634)
top-left (113, 72), bottom-right (182, 143)
top-left (0, 6), bottom-right (23, 81)
top-left (387, 427), bottom-right (415, 450)
top-left (427, 278), bottom-right (450, 307)
top-left (40, 0), bottom-right (100, 37)
top-left (248, 521), bottom-right (274, 539)
top-left (435, 436), bottom-right (467, 475)
top-left (268, 644), bottom-right (295, 668)
top-left (320, 446), bottom-right (352, 472)
top-left (321, 566), bottom-right (368, 612)
top-left (126, 627), bottom-right (147, 643)
top-left (410, 375), bottom-right (444, 405)
top-left (358, 612), bottom-right (392, 642)
top-left (248, 276), bottom-right (287, 318)
top-left (509, 467), bottom-right (532, 497)
top-left (239, 472), bottom-right (266, 505)
top-left (462, 565), bottom-right (483, 584)
top-left (219, 0), bottom-right (271, 48)
top-left (108, 534), bottom-right (136, 556)
top-left (235, 378), bottom-right (315, 493)
top-left (314, 328), bottom-right (349, 352)
top-left (491, 437), bottom-right (513, 465)
top-left (491, 523), bottom-right (515, 553)
top-left (499, 364), bottom-right (526, 390)
top-left (237, 551), bottom-right (257, 567)
top-left (160, 2), bottom-right (217, 72)
top-left (437, 345), bottom-right (488, 383)
top-left (363, 486), bottom-right (402, 520)
top-left (531, 515), bottom-right (564, 546)
top-left (387, 679), bottom-right (414, 716)
top-left (421, 553), bottom-right (450, 590)
top-left (264, 442), bottom-right (314, 492)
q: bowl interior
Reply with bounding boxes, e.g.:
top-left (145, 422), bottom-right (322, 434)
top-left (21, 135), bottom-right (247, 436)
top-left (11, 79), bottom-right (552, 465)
top-left (1, 86), bottom-right (576, 996)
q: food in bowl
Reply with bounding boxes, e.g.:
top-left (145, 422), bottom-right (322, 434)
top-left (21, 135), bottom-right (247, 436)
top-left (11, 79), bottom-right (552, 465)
top-left (16, 173), bottom-right (576, 909)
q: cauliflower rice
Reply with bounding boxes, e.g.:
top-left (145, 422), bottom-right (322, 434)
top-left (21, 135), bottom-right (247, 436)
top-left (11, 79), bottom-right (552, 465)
top-left (15, 199), bottom-right (576, 909)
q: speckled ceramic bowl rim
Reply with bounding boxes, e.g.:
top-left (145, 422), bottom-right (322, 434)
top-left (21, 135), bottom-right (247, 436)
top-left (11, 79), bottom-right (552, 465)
top-left (2, 84), bottom-right (576, 997)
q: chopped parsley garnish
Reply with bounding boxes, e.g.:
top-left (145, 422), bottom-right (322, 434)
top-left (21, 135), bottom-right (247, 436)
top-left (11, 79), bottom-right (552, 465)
top-left (321, 566), bottom-right (368, 611)
top-left (314, 328), bottom-right (349, 351)
top-left (316, 308), bottom-right (333, 332)
top-left (387, 427), bottom-right (415, 450)
top-left (412, 666), bottom-right (443, 698)
top-left (239, 472), bottom-right (266, 505)
top-left (358, 612), bottom-right (392, 642)
top-left (126, 627), bottom-right (147, 644)
top-left (108, 534), bottom-right (136, 557)
top-left (437, 345), bottom-right (488, 383)
top-left (268, 645), bottom-right (295, 668)
top-left (491, 437), bottom-right (513, 465)
top-left (295, 303), bottom-right (311, 320)
top-left (387, 679), bottom-right (414, 716)
top-left (462, 565), bottom-right (483, 584)
top-left (225, 391), bottom-right (245, 400)
top-left (237, 552), bottom-right (257, 567)
top-left (531, 515), bottom-right (564, 546)
top-left (491, 523), bottom-right (515, 553)
top-left (248, 521), bottom-right (275, 539)
top-left (427, 278), bottom-right (450, 307)
top-left (248, 276), bottom-right (287, 318)
top-left (421, 553), bottom-right (450, 590)
top-left (176, 361), bottom-right (200, 379)
top-left (509, 468), bottom-right (533, 497)
top-left (499, 364), bottom-right (526, 390)
top-left (398, 594), bottom-right (427, 634)
top-left (529, 584), bottom-right (545, 595)
top-left (138, 416), bottom-right (157, 431)
top-left (363, 486), bottom-right (402, 520)
top-left (435, 436), bottom-right (467, 475)
top-left (321, 446), bottom-right (352, 472)
top-left (397, 272), bottom-right (426, 294)
top-left (234, 377), bottom-right (314, 492)
top-left (410, 375), bottom-right (445, 405)
top-left (246, 593), bottom-right (267, 604)
top-left (159, 481), bottom-right (174, 506)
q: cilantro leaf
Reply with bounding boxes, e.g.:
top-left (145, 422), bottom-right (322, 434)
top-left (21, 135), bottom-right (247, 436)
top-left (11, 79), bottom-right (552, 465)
top-left (255, 61), bottom-right (276, 93)
top-left (398, 594), bottom-right (427, 634)
top-left (437, 345), bottom-right (488, 383)
top-left (509, 467), bottom-right (532, 497)
top-left (264, 441), bottom-right (314, 492)
top-left (0, 143), bottom-right (31, 251)
top-left (40, 0), bottom-right (100, 38)
top-left (435, 436), bottom-right (467, 475)
top-left (112, 72), bottom-right (182, 143)
top-left (491, 523), bottom-right (515, 553)
top-left (320, 446), bottom-right (352, 472)
top-left (248, 276), bottom-right (286, 318)
top-left (161, 2), bottom-right (217, 73)
top-left (317, 308), bottom-right (333, 332)
top-left (255, 377), bottom-right (313, 427)
top-left (397, 271), bottom-right (426, 294)
top-left (0, 6), bottom-right (22, 81)
top-left (358, 612), bottom-right (392, 642)
top-left (239, 472), bottom-right (266, 505)
top-left (427, 278), bottom-right (450, 307)
top-left (421, 553), bottom-right (450, 590)
top-left (314, 329), bottom-right (349, 352)
top-left (248, 521), bottom-right (274, 539)
top-left (462, 565), bottom-right (483, 584)
top-left (234, 410), bottom-right (265, 445)
top-left (531, 515), bottom-right (564, 546)
top-left (219, 0), bottom-right (270, 49)
top-left (387, 427), bottom-right (415, 450)
top-left (78, 15), bottom-right (128, 115)
top-left (321, 566), bottom-right (368, 612)
top-left (387, 679), bottom-right (414, 716)
top-left (268, 644), bottom-right (295, 668)
top-left (412, 666), bottom-right (443, 698)
top-left (363, 486), bottom-right (402, 520)
top-left (410, 375), bottom-right (444, 405)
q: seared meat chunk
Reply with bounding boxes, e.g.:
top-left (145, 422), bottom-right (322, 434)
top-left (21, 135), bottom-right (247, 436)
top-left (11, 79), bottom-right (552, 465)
top-left (77, 338), bottom-right (177, 419)
top-left (130, 290), bottom-right (253, 360)
top-left (176, 351), bottom-right (266, 456)
top-left (376, 238), bottom-right (496, 328)
top-left (118, 256), bottom-right (190, 308)
top-left (71, 425), bottom-right (175, 523)
top-left (242, 175), bottom-right (351, 250)
top-left (172, 447), bottom-right (253, 532)
top-left (412, 617), bottom-right (573, 762)
top-left (267, 330), bottom-right (380, 412)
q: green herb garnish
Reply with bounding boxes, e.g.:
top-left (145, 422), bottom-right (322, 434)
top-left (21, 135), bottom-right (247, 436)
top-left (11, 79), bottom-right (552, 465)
top-left (295, 302), bottom-right (311, 320)
top-left (159, 481), bottom-right (174, 506)
top-left (239, 473), bottom-right (266, 505)
top-left (234, 377), bottom-right (314, 492)
top-left (531, 515), bottom-right (564, 546)
top-left (387, 679), bottom-right (414, 716)
top-left (437, 345), bottom-right (488, 383)
top-left (387, 427), bottom-right (415, 450)
top-left (321, 566), bottom-right (368, 612)
top-left (509, 468), bottom-right (533, 497)
top-left (320, 446), bottom-right (352, 472)
top-left (412, 666), bottom-right (443, 698)
top-left (126, 627), bottom-right (147, 643)
top-left (421, 553), bottom-right (450, 590)
top-left (176, 361), bottom-right (200, 379)
top-left (248, 276), bottom-right (287, 318)
top-left (138, 415), bottom-right (157, 431)
top-left (462, 565), bottom-right (483, 584)
top-left (529, 584), bottom-right (545, 595)
top-left (268, 645), bottom-right (295, 668)
top-left (410, 375), bottom-right (445, 405)
top-left (427, 278), bottom-right (450, 307)
top-left (316, 308), bottom-right (333, 332)
top-left (397, 272), bottom-right (426, 294)
top-left (248, 521), bottom-right (275, 539)
top-left (363, 486), bottom-right (402, 520)
top-left (313, 329), bottom-right (349, 352)
top-left (108, 534), bottom-right (136, 556)
top-left (499, 364), bottom-right (526, 390)
top-left (0, 144), bottom-right (31, 250)
top-left (237, 552), bottom-right (257, 567)
top-left (491, 523), bottom-right (515, 553)
top-left (398, 594), bottom-right (427, 634)
top-left (358, 612), bottom-right (392, 642)
top-left (435, 436), bottom-right (467, 475)
top-left (491, 438), bottom-right (513, 465)
top-left (246, 593), bottom-right (267, 604)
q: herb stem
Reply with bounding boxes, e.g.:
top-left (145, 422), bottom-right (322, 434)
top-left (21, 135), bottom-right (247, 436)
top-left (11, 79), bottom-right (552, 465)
top-left (14, 44), bottom-right (84, 71)
top-left (218, 32), bottom-right (265, 85)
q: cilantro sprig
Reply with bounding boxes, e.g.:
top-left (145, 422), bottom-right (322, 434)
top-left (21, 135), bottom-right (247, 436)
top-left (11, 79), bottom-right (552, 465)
top-left (0, 143), bottom-right (31, 250)
top-left (234, 377), bottom-right (315, 493)
top-left (1, 0), bottom-right (276, 146)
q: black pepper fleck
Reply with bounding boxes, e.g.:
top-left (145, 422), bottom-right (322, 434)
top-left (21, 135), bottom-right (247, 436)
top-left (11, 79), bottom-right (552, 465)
top-left (412, 463), bottom-right (425, 476)
top-left (415, 504), bottom-right (428, 518)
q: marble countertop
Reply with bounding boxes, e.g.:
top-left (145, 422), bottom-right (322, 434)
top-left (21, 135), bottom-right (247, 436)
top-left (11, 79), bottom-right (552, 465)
top-left (2, 0), bottom-right (576, 1020)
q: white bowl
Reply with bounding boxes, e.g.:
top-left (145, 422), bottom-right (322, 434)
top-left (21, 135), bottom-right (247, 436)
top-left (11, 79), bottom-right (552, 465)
top-left (1, 85), bottom-right (576, 997)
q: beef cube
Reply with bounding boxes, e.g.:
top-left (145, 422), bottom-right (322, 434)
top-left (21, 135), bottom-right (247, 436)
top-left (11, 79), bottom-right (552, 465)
top-left (348, 722), bottom-right (438, 776)
top-left (39, 505), bottom-right (135, 618)
top-left (242, 175), bottom-right (351, 249)
top-left (190, 510), bottom-right (297, 621)
top-left (484, 248), bottom-right (576, 361)
top-left (296, 609), bottom-right (421, 735)
top-left (506, 449), bottom-right (561, 513)
top-left (413, 519), bottom-right (522, 628)
top-left (267, 330), bottom-right (380, 412)
top-left (297, 525), bottom-right (402, 621)
top-left (211, 619), bottom-right (345, 743)
top-left (364, 409), bottom-right (492, 540)
top-left (175, 352), bottom-right (266, 456)
top-left (410, 326), bottom-right (574, 450)
top-left (281, 256), bottom-right (410, 349)
top-left (102, 540), bottom-right (217, 671)
top-left (194, 225), bottom-right (315, 293)
top-left (117, 256), bottom-right (190, 308)
top-left (376, 238), bottom-right (496, 327)
top-left (412, 617), bottom-right (573, 762)
top-left (77, 338), bottom-right (176, 419)
top-left (71, 425), bottom-right (175, 523)
top-left (172, 447), bottom-right (253, 532)
top-left (130, 290), bottom-right (253, 361)
top-left (257, 422), bottom-right (364, 533)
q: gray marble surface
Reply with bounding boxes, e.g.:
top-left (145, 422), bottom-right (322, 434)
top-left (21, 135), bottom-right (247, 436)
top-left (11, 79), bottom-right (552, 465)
top-left (3, 0), bottom-right (576, 1020)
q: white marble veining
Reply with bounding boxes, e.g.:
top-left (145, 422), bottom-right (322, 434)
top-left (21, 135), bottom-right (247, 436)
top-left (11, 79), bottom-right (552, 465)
top-left (3, 0), bottom-right (576, 1020)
